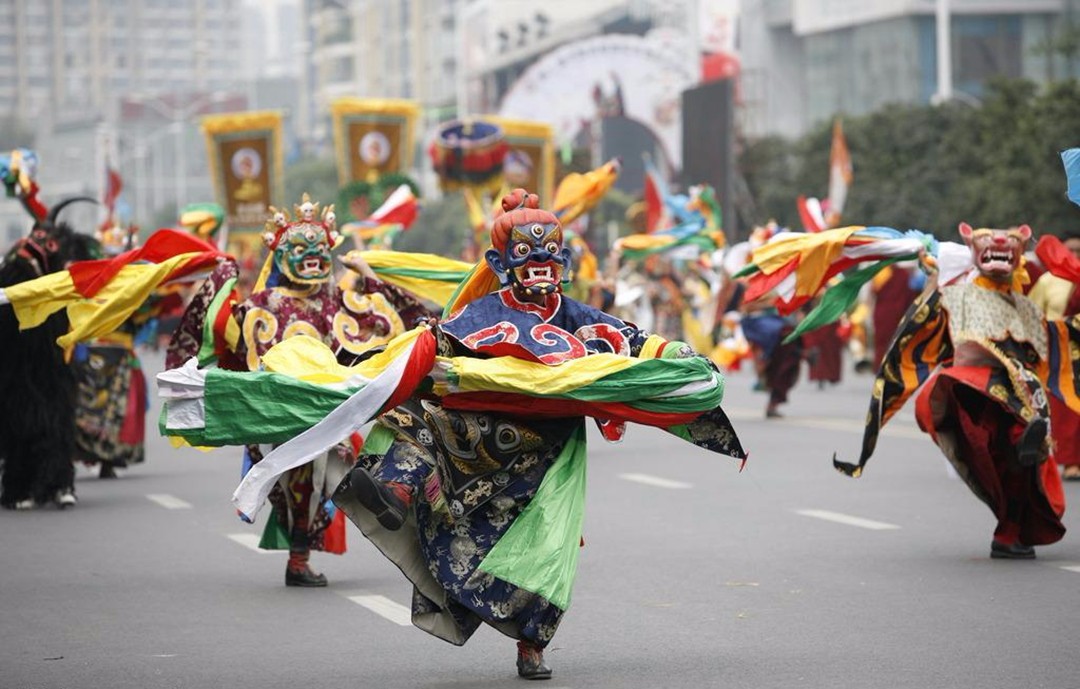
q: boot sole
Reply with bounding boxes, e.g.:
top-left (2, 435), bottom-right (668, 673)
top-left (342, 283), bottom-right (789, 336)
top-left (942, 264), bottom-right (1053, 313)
top-left (350, 469), bottom-right (406, 531)
top-left (990, 543), bottom-right (1036, 560)
top-left (516, 663), bottom-right (553, 680)
top-left (990, 550), bottom-right (1036, 560)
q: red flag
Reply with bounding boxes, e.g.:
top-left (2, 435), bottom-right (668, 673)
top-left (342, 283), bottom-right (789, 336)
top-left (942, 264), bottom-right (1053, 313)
top-left (366, 184), bottom-right (419, 229)
top-left (104, 167), bottom-right (123, 213)
top-left (643, 159), bottom-right (666, 233)
top-left (796, 195), bottom-right (826, 233)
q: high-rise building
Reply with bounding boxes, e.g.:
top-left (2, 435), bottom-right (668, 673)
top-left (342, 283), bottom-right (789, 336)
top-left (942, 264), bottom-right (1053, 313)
top-left (0, 0), bottom-right (248, 235)
top-left (241, 0), bottom-right (303, 82)
top-left (302, 0), bottom-right (459, 147)
top-left (739, 0), bottom-right (1076, 138)
top-left (0, 0), bottom-right (244, 128)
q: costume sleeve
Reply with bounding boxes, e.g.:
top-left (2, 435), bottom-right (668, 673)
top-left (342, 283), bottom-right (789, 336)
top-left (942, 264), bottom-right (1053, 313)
top-left (164, 259), bottom-right (243, 371)
top-left (1044, 313), bottom-right (1080, 415)
top-left (562, 297), bottom-right (745, 457)
top-left (353, 275), bottom-right (433, 329)
top-left (835, 289), bottom-right (951, 477)
top-left (334, 277), bottom-right (437, 362)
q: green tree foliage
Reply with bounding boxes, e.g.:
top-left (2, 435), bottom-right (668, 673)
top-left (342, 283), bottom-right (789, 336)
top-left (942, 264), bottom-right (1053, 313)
top-left (394, 192), bottom-right (468, 257)
top-left (336, 173), bottom-right (421, 224)
top-left (738, 78), bottom-right (1080, 240)
top-left (283, 157), bottom-right (339, 209)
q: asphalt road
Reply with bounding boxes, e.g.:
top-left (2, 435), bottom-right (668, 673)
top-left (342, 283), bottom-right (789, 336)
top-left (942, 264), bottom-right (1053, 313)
top-left (3, 350), bottom-right (1079, 689)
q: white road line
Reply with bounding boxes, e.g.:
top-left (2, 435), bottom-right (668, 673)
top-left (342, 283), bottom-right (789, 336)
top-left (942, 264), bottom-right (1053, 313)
top-left (226, 533), bottom-right (275, 554)
top-left (1061, 565), bottom-right (1080, 574)
top-left (146, 493), bottom-right (192, 509)
top-left (794, 509), bottom-right (900, 531)
top-left (724, 407), bottom-right (924, 439)
top-left (346, 594), bottom-right (412, 626)
top-left (618, 473), bottom-right (692, 490)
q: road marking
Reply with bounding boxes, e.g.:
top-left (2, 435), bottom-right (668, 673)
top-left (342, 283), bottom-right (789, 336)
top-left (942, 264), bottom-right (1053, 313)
top-left (146, 493), bottom-right (192, 509)
top-left (724, 407), bottom-right (924, 439)
top-left (795, 509), bottom-right (900, 530)
top-left (346, 594), bottom-right (412, 626)
top-left (1061, 565), bottom-right (1080, 574)
top-left (619, 473), bottom-right (692, 489)
top-left (226, 533), bottom-right (275, 554)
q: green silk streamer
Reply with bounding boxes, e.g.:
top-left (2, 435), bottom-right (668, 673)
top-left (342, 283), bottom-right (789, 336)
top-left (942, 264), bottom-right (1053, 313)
top-left (476, 424), bottom-right (588, 611)
top-left (784, 258), bottom-right (902, 344)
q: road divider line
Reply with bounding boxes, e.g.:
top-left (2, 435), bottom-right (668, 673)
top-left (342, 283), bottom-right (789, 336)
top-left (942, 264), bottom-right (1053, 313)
top-left (346, 594), bottom-right (412, 626)
top-left (795, 509), bottom-right (900, 530)
top-left (146, 493), bottom-right (192, 509)
top-left (724, 407), bottom-right (923, 439)
top-left (226, 533), bottom-right (275, 554)
top-left (1060, 565), bottom-right (1080, 574)
top-left (619, 473), bottom-right (692, 490)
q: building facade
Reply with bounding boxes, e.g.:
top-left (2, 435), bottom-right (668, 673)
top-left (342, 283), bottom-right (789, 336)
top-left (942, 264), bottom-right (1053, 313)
top-left (0, 0), bottom-right (247, 236)
top-left (0, 0), bottom-right (243, 127)
top-left (303, 0), bottom-right (460, 149)
top-left (739, 0), bottom-right (1076, 138)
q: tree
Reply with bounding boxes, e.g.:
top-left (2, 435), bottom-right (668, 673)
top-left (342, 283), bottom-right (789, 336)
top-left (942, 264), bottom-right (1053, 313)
top-left (394, 192), bottom-right (468, 258)
top-left (283, 157), bottom-right (339, 209)
top-left (736, 78), bottom-right (1080, 241)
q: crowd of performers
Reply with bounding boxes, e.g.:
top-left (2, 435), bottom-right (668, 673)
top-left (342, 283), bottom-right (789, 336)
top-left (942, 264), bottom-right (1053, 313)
top-left (0, 152), bottom-right (225, 508)
top-left (3, 146), bottom-right (1080, 680)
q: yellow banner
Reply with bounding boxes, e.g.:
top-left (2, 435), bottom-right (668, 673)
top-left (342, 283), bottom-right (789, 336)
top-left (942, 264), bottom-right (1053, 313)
top-left (331, 98), bottom-right (419, 186)
top-left (201, 111), bottom-right (285, 233)
top-left (485, 116), bottom-right (555, 205)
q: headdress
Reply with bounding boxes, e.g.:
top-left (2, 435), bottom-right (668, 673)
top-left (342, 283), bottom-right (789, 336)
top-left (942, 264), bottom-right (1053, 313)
top-left (252, 193), bottom-right (339, 291)
top-left (490, 188), bottom-right (559, 251)
top-left (263, 193), bottom-right (337, 249)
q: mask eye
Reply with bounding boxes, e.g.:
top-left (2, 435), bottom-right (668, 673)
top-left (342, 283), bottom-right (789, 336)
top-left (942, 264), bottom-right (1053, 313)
top-left (530, 224), bottom-right (545, 238)
top-left (513, 243), bottom-right (530, 257)
top-left (292, 245), bottom-right (305, 256)
top-left (545, 241), bottom-right (559, 254)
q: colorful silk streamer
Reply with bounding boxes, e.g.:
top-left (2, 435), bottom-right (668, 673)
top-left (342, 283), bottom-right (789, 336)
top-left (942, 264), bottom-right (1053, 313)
top-left (0, 229), bottom-right (223, 354)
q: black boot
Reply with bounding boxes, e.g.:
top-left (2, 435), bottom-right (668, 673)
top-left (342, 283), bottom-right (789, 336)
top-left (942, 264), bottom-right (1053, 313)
top-left (285, 524), bottom-right (327, 586)
top-left (516, 640), bottom-right (552, 680)
top-left (285, 565), bottom-right (328, 587)
top-left (990, 540), bottom-right (1035, 560)
top-left (344, 467), bottom-right (411, 531)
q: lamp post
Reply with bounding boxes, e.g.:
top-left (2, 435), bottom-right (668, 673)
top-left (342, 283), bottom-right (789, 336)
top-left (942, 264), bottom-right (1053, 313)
top-left (935, 0), bottom-right (953, 103)
top-left (172, 118), bottom-right (186, 212)
top-left (128, 90), bottom-right (240, 217)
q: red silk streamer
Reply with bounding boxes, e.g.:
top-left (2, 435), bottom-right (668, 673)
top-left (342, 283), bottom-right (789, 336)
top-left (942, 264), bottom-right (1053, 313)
top-left (439, 391), bottom-right (702, 428)
top-left (69, 228), bottom-right (222, 297)
top-left (1035, 235), bottom-right (1080, 284)
top-left (378, 329), bottom-right (438, 415)
top-left (742, 256), bottom-right (800, 304)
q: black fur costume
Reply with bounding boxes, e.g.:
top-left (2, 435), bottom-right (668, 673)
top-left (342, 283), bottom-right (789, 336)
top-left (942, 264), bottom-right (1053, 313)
top-left (0, 199), bottom-right (99, 508)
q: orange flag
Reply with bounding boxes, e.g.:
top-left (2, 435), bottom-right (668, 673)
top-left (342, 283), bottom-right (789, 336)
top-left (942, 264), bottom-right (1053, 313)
top-left (826, 118), bottom-right (853, 228)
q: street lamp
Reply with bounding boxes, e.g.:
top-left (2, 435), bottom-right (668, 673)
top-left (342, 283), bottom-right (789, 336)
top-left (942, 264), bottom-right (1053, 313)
top-left (934, 0), bottom-right (953, 103)
top-left (127, 90), bottom-right (242, 214)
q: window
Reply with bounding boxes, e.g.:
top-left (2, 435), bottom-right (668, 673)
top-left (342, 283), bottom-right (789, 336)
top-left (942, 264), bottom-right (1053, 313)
top-left (953, 15), bottom-right (1022, 96)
